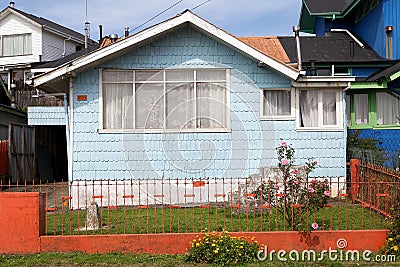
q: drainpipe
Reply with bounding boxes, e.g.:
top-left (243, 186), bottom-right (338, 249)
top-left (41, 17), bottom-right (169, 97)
top-left (293, 25), bottom-right (302, 71)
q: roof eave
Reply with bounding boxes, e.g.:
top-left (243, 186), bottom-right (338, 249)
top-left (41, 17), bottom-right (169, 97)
top-left (33, 11), bottom-right (299, 87)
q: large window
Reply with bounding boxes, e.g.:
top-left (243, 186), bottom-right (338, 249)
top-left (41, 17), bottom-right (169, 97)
top-left (101, 69), bottom-right (229, 132)
top-left (1, 33), bottom-right (32, 57)
top-left (298, 89), bottom-right (342, 130)
top-left (261, 89), bottom-right (294, 120)
top-left (347, 90), bottom-right (400, 128)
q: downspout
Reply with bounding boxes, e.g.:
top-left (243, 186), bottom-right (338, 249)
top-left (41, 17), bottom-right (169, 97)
top-left (293, 26), bottom-right (302, 71)
top-left (68, 77), bottom-right (73, 183)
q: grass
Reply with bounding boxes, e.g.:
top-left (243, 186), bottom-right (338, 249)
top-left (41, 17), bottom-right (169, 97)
top-left (0, 252), bottom-right (398, 266)
top-left (45, 202), bottom-right (388, 235)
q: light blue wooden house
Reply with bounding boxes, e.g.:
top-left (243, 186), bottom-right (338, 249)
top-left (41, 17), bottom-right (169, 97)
top-left (28, 11), bottom-right (352, 206)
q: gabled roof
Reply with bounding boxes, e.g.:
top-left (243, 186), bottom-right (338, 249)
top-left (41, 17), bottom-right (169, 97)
top-left (33, 10), bottom-right (299, 87)
top-left (0, 6), bottom-right (96, 45)
top-left (278, 31), bottom-right (387, 64)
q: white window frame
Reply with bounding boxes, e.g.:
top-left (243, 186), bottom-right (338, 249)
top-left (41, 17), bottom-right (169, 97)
top-left (296, 88), bottom-right (343, 131)
top-left (0, 33), bottom-right (32, 57)
top-left (99, 68), bottom-right (231, 133)
top-left (260, 88), bottom-right (295, 120)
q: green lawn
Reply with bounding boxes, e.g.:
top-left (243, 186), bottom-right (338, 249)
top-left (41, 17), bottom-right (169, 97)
top-left (46, 203), bottom-right (388, 235)
top-left (0, 252), bottom-right (398, 267)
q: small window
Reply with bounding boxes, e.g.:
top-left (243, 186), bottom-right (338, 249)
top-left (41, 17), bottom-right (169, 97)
top-left (1, 33), bottom-right (32, 57)
top-left (298, 89), bottom-right (343, 130)
top-left (261, 89), bottom-right (294, 120)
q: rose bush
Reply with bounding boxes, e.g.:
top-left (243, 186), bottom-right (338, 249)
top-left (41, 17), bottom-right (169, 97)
top-left (255, 141), bottom-right (330, 231)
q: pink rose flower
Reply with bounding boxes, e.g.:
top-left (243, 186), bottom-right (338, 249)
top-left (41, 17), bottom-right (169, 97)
top-left (308, 188), bottom-right (315, 193)
top-left (324, 190), bottom-right (330, 197)
top-left (274, 184), bottom-right (280, 190)
top-left (314, 160), bottom-right (318, 165)
top-left (311, 222), bottom-right (319, 230)
top-left (281, 159), bottom-right (289, 165)
top-left (281, 142), bottom-right (287, 147)
top-left (293, 169), bottom-right (299, 175)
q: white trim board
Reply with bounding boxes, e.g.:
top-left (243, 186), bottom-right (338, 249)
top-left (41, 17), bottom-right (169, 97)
top-left (33, 10), bottom-right (299, 87)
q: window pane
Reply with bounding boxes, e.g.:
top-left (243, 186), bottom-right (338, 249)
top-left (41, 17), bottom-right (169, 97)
top-left (197, 70), bottom-right (226, 81)
top-left (263, 90), bottom-right (291, 116)
top-left (2, 34), bottom-right (31, 56)
top-left (135, 70), bottom-right (163, 82)
top-left (376, 92), bottom-right (400, 125)
top-left (354, 94), bottom-right (368, 124)
top-left (103, 71), bottom-right (133, 82)
top-left (103, 84), bottom-right (133, 129)
top-left (166, 83), bottom-right (195, 129)
top-left (135, 83), bottom-right (164, 129)
top-left (322, 91), bottom-right (337, 125)
top-left (197, 82), bottom-right (226, 128)
top-left (165, 70), bottom-right (194, 81)
top-left (299, 90), bottom-right (318, 127)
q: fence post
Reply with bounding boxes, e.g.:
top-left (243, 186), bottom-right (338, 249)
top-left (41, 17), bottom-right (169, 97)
top-left (350, 159), bottom-right (360, 201)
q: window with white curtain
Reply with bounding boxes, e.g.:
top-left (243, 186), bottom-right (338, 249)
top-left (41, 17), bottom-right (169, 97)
top-left (1, 33), bottom-right (32, 56)
top-left (101, 69), bottom-right (229, 131)
top-left (376, 92), bottom-right (400, 125)
top-left (261, 89), bottom-right (294, 119)
top-left (298, 89), bottom-right (342, 129)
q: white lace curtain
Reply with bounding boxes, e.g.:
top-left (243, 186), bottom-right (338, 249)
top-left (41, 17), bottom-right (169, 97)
top-left (354, 94), bottom-right (369, 124)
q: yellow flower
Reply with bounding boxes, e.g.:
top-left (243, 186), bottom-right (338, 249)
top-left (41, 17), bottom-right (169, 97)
top-left (394, 246), bottom-right (399, 251)
top-left (388, 238), bottom-right (394, 241)
top-left (211, 243), bottom-right (216, 247)
top-left (240, 246), bottom-right (243, 249)
top-left (196, 243), bottom-right (200, 247)
top-left (238, 253), bottom-right (242, 256)
top-left (214, 250), bottom-right (218, 254)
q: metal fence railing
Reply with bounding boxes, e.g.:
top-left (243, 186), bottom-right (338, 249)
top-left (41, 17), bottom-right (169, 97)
top-left (0, 176), bottom-right (390, 236)
top-left (352, 161), bottom-right (400, 218)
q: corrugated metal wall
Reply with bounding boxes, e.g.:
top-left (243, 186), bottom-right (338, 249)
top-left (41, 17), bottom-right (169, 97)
top-left (8, 124), bottom-right (35, 183)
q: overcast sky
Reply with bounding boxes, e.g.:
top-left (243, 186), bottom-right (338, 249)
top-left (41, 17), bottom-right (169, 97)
top-left (9, 0), bottom-right (303, 41)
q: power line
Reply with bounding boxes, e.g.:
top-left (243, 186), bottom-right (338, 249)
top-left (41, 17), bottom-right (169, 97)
top-left (191, 0), bottom-right (212, 11)
top-left (129, 0), bottom-right (184, 34)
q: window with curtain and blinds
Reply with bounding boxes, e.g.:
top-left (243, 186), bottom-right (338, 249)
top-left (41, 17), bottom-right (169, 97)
top-left (376, 91), bottom-right (400, 125)
top-left (0, 33), bottom-right (32, 57)
top-left (298, 89), bottom-right (342, 130)
top-left (261, 89), bottom-right (294, 120)
top-left (100, 69), bottom-right (229, 132)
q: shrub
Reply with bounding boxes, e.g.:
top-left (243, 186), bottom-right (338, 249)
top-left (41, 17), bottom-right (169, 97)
top-left (255, 141), bottom-right (330, 231)
top-left (185, 229), bottom-right (262, 266)
top-left (382, 194), bottom-right (400, 257)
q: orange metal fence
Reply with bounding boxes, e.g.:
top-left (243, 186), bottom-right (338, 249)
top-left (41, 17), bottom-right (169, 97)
top-left (352, 160), bottom-right (400, 218)
top-left (0, 176), bottom-right (391, 236)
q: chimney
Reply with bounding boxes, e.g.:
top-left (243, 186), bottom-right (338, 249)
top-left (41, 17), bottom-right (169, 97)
top-left (9, 2), bottom-right (15, 8)
top-left (109, 34), bottom-right (118, 43)
top-left (99, 25), bottom-right (103, 42)
top-left (293, 25), bottom-right (302, 71)
top-left (84, 21), bottom-right (90, 49)
top-left (125, 27), bottom-right (129, 38)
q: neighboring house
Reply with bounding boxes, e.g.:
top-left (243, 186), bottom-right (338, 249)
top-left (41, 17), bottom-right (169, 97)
top-left (0, 2), bottom-right (96, 107)
top-left (29, 11), bottom-right (353, 207)
top-left (300, 0), bottom-right (400, 167)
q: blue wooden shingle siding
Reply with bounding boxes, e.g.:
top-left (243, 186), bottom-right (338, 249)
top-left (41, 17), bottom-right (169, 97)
top-left (72, 26), bottom-right (346, 180)
top-left (28, 106), bottom-right (66, 125)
